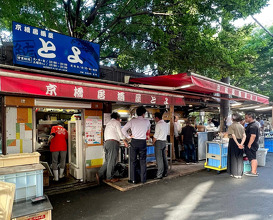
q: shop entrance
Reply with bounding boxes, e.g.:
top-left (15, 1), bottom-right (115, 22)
top-left (34, 107), bottom-right (83, 189)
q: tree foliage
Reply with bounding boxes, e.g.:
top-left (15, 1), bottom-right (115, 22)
top-left (0, 0), bottom-right (270, 78)
top-left (233, 25), bottom-right (273, 101)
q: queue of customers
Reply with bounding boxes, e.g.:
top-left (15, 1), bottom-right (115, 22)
top-left (96, 106), bottom-right (197, 185)
top-left (227, 112), bottom-right (260, 178)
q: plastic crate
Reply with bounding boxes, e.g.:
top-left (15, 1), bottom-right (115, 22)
top-left (0, 152), bottom-right (40, 168)
top-left (146, 156), bottom-right (156, 162)
top-left (208, 155), bottom-right (227, 168)
top-left (208, 143), bottom-right (228, 155)
top-left (147, 146), bottom-right (155, 155)
top-left (205, 142), bottom-right (228, 171)
top-left (0, 170), bottom-right (43, 202)
top-left (264, 138), bottom-right (273, 152)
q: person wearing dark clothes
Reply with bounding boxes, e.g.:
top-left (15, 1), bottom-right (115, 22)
top-left (181, 120), bottom-right (197, 164)
top-left (122, 106), bottom-right (151, 184)
top-left (211, 118), bottom-right (219, 128)
top-left (227, 113), bottom-right (246, 179)
top-left (244, 112), bottom-right (260, 177)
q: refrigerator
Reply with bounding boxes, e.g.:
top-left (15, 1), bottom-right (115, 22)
top-left (68, 120), bottom-right (83, 180)
top-left (198, 132), bottom-right (208, 160)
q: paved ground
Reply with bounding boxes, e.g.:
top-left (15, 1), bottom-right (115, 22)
top-left (49, 153), bottom-right (273, 220)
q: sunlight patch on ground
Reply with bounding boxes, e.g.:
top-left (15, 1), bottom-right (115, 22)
top-left (152, 204), bottom-right (170, 209)
top-left (164, 180), bottom-right (214, 220)
top-left (251, 189), bottom-right (273, 194)
top-left (218, 214), bottom-right (260, 220)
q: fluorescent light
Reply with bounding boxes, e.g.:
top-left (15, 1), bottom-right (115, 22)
top-left (180, 84), bottom-right (194, 89)
top-left (231, 103), bottom-right (242, 107)
top-left (239, 105), bottom-right (260, 110)
top-left (255, 106), bottom-right (273, 111)
top-left (35, 99), bottom-right (91, 108)
top-left (119, 112), bottom-right (129, 115)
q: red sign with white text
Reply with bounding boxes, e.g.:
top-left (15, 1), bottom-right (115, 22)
top-left (0, 75), bottom-right (185, 106)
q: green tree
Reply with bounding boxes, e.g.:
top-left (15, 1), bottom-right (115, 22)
top-left (0, 0), bottom-right (269, 77)
top-left (233, 25), bottom-right (273, 100)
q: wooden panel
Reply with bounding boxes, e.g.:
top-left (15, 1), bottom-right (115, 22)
top-left (17, 108), bottom-right (29, 123)
top-left (5, 96), bottom-right (34, 107)
top-left (85, 110), bottom-right (102, 117)
top-left (91, 102), bottom-right (103, 109)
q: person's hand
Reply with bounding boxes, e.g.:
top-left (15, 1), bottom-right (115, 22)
top-left (238, 144), bottom-right (244, 149)
top-left (124, 142), bottom-right (129, 148)
top-left (248, 145), bottom-right (251, 149)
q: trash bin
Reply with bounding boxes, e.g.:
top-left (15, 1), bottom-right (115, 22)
top-left (257, 148), bottom-right (268, 167)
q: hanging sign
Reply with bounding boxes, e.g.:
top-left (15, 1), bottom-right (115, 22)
top-left (12, 21), bottom-right (100, 77)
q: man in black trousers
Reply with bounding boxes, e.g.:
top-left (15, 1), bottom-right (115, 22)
top-left (122, 106), bottom-right (151, 184)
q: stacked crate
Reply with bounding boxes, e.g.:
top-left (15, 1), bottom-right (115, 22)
top-left (204, 142), bottom-right (228, 173)
top-left (0, 153), bottom-right (44, 202)
top-left (264, 137), bottom-right (273, 152)
top-left (146, 146), bottom-right (156, 162)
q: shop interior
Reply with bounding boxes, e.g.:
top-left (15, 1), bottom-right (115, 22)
top-left (35, 107), bottom-right (82, 189)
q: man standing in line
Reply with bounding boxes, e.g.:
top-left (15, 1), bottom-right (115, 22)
top-left (49, 121), bottom-right (68, 181)
top-left (244, 112), bottom-right (260, 177)
top-left (96, 112), bottom-right (128, 183)
top-left (181, 120), bottom-right (197, 164)
top-left (122, 106), bottom-right (151, 184)
top-left (153, 112), bottom-right (168, 179)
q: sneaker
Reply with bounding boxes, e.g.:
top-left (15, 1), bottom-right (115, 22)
top-left (245, 172), bottom-right (258, 177)
top-left (234, 176), bottom-right (242, 179)
top-left (230, 175), bottom-right (234, 177)
top-left (154, 176), bottom-right (163, 180)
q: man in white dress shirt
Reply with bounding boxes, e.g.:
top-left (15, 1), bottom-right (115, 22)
top-left (153, 112), bottom-right (168, 179)
top-left (97, 112), bottom-right (128, 183)
top-left (122, 106), bottom-right (151, 184)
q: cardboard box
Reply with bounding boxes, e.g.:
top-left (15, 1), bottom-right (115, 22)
top-left (0, 181), bottom-right (15, 220)
top-left (43, 170), bottom-right (49, 187)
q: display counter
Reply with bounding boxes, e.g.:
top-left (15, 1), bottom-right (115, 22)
top-left (197, 131), bottom-right (217, 160)
top-left (12, 195), bottom-right (52, 220)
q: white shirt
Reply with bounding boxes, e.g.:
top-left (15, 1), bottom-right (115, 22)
top-left (167, 122), bottom-right (179, 137)
top-left (121, 116), bottom-right (151, 139)
top-left (154, 120), bottom-right (168, 141)
top-left (175, 121), bottom-right (182, 134)
top-left (104, 118), bottom-right (125, 141)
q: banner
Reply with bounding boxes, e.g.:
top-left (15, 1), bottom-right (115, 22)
top-left (12, 21), bottom-right (100, 77)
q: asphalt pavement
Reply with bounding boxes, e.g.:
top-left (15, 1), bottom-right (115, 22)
top-left (49, 153), bottom-right (273, 220)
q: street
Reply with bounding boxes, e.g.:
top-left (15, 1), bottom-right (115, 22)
top-left (49, 153), bottom-right (273, 220)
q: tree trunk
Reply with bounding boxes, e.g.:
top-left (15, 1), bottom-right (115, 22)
top-left (220, 77), bottom-right (230, 132)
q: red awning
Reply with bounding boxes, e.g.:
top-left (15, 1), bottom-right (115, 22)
top-left (130, 73), bottom-right (269, 104)
top-left (0, 68), bottom-right (185, 106)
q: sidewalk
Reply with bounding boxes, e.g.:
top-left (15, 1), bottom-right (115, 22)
top-left (103, 161), bottom-right (206, 191)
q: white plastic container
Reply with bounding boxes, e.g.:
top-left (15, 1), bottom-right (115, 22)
top-left (257, 148), bottom-right (268, 167)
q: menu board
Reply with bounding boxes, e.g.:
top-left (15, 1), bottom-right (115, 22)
top-left (85, 117), bottom-right (102, 144)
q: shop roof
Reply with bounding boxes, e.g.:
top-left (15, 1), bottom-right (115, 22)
top-left (129, 72), bottom-right (269, 104)
top-left (0, 67), bottom-right (185, 106)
